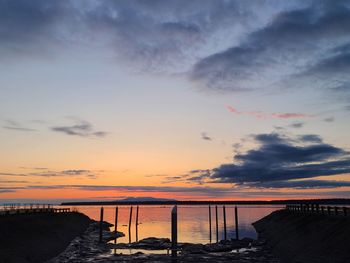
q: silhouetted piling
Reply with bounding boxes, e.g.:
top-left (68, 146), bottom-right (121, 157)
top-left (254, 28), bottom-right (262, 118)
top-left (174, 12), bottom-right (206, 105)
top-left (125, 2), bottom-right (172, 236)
top-left (115, 206), bottom-right (118, 232)
top-left (136, 205), bottom-right (139, 242)
top-left (171, 205), bottom-right (178, 258)
top-left (215, 205), bottom-right (219, 243)
top-left (223, 205), bottom-right (227, 240)
top-left (235, 206), bottom-right (239, 240)
top-left (128, 206), bottom-right (133, 243)
top-left (209, 205), bottom-right (212, 243)
top-left (99, 207), bottom-right (104, 243)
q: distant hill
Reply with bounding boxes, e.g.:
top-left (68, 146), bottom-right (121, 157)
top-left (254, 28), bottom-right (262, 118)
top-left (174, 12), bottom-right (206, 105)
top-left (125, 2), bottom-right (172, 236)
top-left (116, 197), bottom-right (177, 202)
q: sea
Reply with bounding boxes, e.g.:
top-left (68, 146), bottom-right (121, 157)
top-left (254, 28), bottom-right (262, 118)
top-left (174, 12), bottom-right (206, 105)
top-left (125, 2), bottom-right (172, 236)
top-left (63, 204), bottom-right (284, 244)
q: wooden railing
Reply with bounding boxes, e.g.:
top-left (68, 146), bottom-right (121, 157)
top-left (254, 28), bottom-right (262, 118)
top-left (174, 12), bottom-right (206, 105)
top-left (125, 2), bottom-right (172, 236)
top-left (286, 204), bottom-right (349, 216)
top-left (0, 204), bottom-right (70, 216)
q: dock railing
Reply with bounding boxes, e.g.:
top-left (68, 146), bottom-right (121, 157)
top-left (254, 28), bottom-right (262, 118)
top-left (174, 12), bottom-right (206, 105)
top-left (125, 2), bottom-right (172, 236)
top-left (0, 204), bottom-right (70, 216)
top-left (286, 204), bottom-right (349, 216)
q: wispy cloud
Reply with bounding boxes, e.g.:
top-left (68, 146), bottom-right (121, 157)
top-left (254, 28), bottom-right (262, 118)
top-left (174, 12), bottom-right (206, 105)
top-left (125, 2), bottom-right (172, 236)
top-left (0, 169), bottom-right (99, 179)
top-left (2, 120), bottom-right (36, 132)
top-left (2, 184), bottom-right (350, 199)
top-left (324, 117), bottom-right (335, 122)
top-left (201, 132), bottom-right (213, 141)
top-left (51, 120), bottom-right (107, 138)
top-left (289, 122), bottom-right (305, 128)
top-left (226, 105), bottom-right (312, 119)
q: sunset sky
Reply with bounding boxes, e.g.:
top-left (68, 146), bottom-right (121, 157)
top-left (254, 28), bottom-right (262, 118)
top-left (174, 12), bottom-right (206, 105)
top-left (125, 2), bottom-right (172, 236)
top-left (1, 0), bottom-right (350, 203)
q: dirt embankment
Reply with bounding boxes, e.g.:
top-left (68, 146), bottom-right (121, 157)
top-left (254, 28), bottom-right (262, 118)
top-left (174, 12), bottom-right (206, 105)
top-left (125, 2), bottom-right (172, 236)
top-left (0, 212), bottom-right (92, 263)
top-left (253, 209), bottom-right (350, 263)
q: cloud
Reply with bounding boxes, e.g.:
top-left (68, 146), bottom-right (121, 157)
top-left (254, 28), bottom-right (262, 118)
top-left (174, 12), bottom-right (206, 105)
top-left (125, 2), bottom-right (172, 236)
top-left (0, 0), bottom-right (269, 70)
top-left (289, 122), bottom-right (304, 128)
top-left (0, 0), bottom-right (71, 59)
top-left (24, 184), bottom-right (239, 197)
top-left (182, 132), bottom-right (350, 189)
top-left (0, 189), bottom-right (16, 193)
top-left (201, 132), bottom-right (212, 141)
top-left (2, 120), bottom-right (36, 131)
top-left (297, 134), bottom-right (322, 143)
top-left (0, 169), bottom-right (99, 178)
top-left (246, 180), bottom-right (350, 189)
top-left (0, 180), bottom-right (28, 183)
top-left (190, 2), bottom-right (350, 100)
top-left (0, 172), bottom-right (26, 176)
top-left (51, 120), bottom-right (107, 138)
top-left (226, 105), bottom-right (312, 119)
top-left (3, 184), bottom-right (350, 199)
top-left (1, 1), bottom-right (349, 106)
top-left (323, 117), bottom-right (335, 122)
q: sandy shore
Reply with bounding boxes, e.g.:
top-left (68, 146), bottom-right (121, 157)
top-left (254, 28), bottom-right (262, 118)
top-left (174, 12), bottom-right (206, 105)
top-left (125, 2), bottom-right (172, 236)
top-left (0, 212), bottom-right (91, 263)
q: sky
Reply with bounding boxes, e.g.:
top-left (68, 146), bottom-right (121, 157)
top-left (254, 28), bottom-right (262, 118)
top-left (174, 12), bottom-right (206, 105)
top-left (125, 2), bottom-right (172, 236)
top-left (0, 0), bottom-right (350, 203)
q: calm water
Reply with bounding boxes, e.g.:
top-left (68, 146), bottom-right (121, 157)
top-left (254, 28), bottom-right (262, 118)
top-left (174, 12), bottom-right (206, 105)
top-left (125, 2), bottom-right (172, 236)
top-left (66, 205), bottom-right (284, 244)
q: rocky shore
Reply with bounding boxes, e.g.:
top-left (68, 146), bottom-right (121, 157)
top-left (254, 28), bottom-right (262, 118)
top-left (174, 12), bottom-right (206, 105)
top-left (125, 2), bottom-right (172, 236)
top-left (50, 221), bottom-right (279, 262)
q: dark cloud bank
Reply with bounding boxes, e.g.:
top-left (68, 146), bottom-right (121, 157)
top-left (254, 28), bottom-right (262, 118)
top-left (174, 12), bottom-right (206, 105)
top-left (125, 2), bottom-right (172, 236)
top-left (1, 0), bottom-right (350, 106)
top-left (181, 132), bottom-right (350, 189)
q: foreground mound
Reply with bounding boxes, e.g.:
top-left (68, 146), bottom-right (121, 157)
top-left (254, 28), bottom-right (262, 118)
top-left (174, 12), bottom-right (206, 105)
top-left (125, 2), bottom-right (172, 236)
top-left (253, 209), bottom-right (350, 263)
top-left (0, 212), bottom-right (92, 263)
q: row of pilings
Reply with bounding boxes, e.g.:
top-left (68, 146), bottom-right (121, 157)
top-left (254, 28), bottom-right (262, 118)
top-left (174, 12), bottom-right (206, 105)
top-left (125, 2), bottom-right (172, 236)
top-left (98, 205), bottom-right (241, 255)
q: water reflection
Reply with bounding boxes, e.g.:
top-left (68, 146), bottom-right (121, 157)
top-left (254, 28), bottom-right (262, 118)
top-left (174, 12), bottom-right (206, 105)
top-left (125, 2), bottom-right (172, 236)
top-left (64, 205), bottom-right (283, 244)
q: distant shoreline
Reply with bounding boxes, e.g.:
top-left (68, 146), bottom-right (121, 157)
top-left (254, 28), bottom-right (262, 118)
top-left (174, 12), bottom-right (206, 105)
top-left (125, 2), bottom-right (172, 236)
top-left (61, 198), bottom-right (350, 206)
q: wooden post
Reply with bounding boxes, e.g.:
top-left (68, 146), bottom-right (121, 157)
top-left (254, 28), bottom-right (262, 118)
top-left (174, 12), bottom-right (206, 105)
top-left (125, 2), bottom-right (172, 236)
top-left (334, 206), bottom-right (338, 216)
top-left (316, 204), bottom-right (320, 214)
top-left (343, 207), bottom-right (347, 216)
top-left (99, 207), bottom-right (104, 243)
top-left (327, 206), bottom-right (331, 215)
top-left (223, 205), bottom-right (227, 241)
top-left (215, 205), bottom-right (219, 243)
top-left (209, 205), bottom-right (212, 243)
top-left (128, 206), bottom-right (133, 244)
top-left (235, 206), bottom-right (239, 240)
top-left (321, 206), bottom-right (325, 215)
top-left (136, 205), bottom-right (139, 242)
top-left (171, 205), bottom-right (178, 258)
top-left (114, 206), bottom-right (119, 232)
